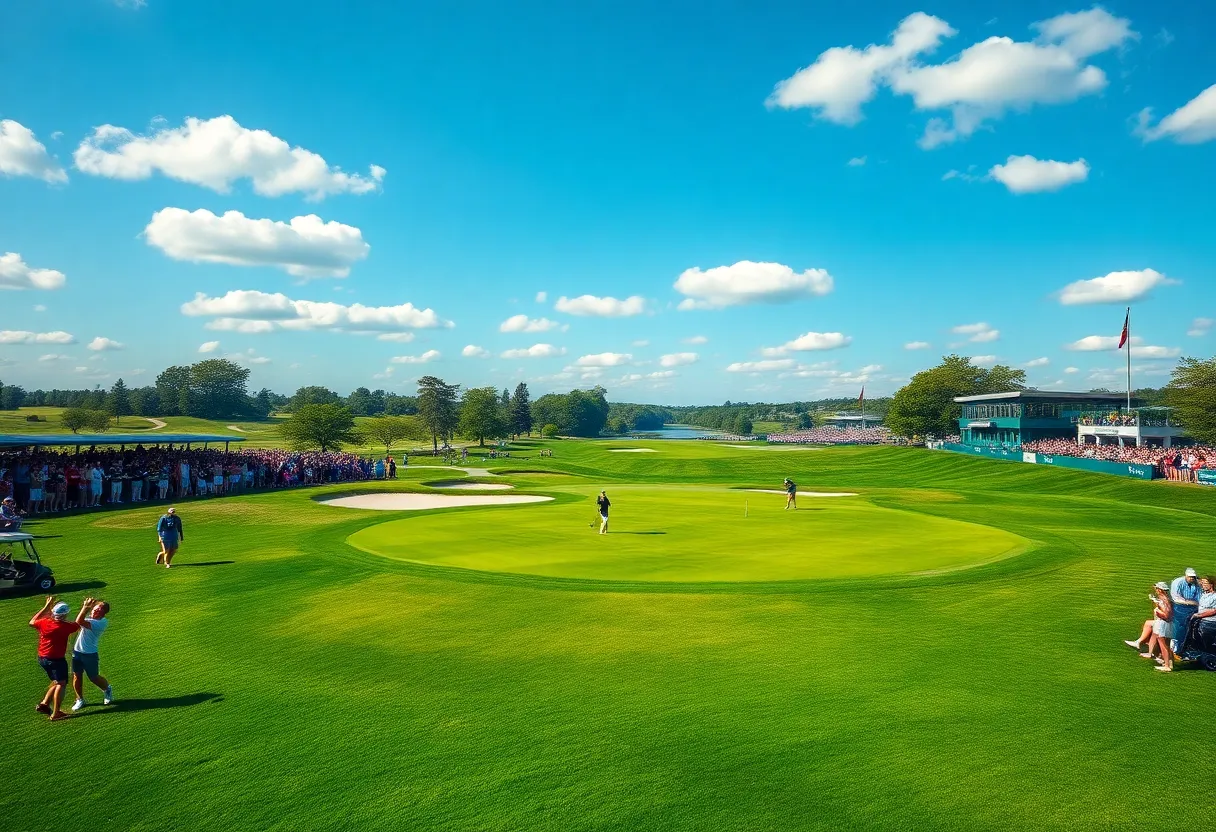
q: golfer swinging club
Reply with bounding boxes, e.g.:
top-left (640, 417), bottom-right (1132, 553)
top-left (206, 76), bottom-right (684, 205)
top-left (596, 490), bottom-right (610, 535)
top-left (784, 478), bottom-right (797, 511)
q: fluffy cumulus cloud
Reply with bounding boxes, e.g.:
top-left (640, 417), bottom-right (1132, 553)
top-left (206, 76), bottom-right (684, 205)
top-left (74, 115), bottom-right (385, 198)
top-left (0, 330), bottom-right (75, 344)
top-left (575, 352), bottom-right (632, 367)
top-left (499, 314), bottom-right (564, 333)
top-left (87, 337), bottom-right (124, 351)
top-left (0, 252), bottom-right (66, 291)
top-left (952, 322), bottom-right (1000, 343)
top-left (390, 350), bottom-right (441, 365)
top-left (144, 208), bottom-right (370, 279)
top-left (1137, 84), bottom-right (1216, 144)
top-left (761, 331), bottom-right (852, 357)
top-left (674, 261), bottom-right (833, 310)
top-left (1024, 357), bottom-right (1050, 367)
top-left (726, 358), bottom-right (798, 373)
top-left (1188, 318), bottom-right (1213, 337)
top-left (376, 332), bottom-right (415, 343)
top-left (1056, 268), bottom-right (1175, 305)
top-left (989, 155), bottom-right (1089, 193)
top-left (180, 290), bottom-right (452, 334)
top-left (769, 8), bottom-right (1136, 147)
top-left (659, 352), bottom-right (698, 367)
top-left (970, 355), bottom-right (998, 367)
top-left (1063, 335), bottom-right (1179, 355)
top-left (904, 340), bottom-right (931, 350)
top-left (198, 340), bottom-right (221, 353)
top-left (462, 345), bottom-right (490, 358)
top-left (501, 343), bottom-right (565, 359)
top-left (683, 335), bottom-right (709, 345)
top-left (0, 120), bottom-right (68, 183)
top-left (554, 295), bottom-right (647, 317)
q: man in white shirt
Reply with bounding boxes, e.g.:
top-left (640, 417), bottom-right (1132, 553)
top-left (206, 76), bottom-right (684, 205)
top-left (70, 597), bottom-right (113, 711)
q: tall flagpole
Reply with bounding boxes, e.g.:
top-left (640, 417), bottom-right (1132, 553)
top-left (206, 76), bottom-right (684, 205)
top-left (1125, 306), bottom-right (1132, 413)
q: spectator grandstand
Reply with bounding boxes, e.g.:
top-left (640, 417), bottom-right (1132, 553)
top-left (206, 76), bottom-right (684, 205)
top-left (767, 425), bottom-right (892, 445)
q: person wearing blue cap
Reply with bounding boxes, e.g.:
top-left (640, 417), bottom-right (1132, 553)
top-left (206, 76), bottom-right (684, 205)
top-left (29, 596), bottom-right (81, 721)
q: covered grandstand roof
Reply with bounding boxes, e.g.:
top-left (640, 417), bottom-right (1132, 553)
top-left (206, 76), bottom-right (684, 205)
top-left (0, 433), bottom-right (245, 448)
top-left (953, 390), bottom-right (1140, 404)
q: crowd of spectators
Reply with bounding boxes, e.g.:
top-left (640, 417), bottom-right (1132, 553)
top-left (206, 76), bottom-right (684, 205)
top-left (767, 426), bottom-right (892, 445)
top-left (1020, 439), bottom-right (1213, 481)
top-left (0, 446), bottom-right (407, 519)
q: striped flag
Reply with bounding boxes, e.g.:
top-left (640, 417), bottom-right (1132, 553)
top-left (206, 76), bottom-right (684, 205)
top-left (1117, 308), bottom-right (1130, 349)
top-left (858, 386), bottom-right (865, 408)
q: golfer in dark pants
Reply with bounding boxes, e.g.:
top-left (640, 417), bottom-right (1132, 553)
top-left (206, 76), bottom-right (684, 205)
top-left (30, 596), bottom-right (80, 721)
top-left (596, 491), bottom-right (610, 535)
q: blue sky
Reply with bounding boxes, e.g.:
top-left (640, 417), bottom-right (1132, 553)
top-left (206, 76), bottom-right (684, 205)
top-left (1, 0), bottom-right (1212, 405)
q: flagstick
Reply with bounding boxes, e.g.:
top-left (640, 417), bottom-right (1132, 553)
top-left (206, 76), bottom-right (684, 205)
top-left (1125, 306), bottom-right (1132, 414)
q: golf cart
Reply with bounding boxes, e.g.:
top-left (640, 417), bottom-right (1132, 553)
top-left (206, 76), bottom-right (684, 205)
top-left (1177, 618), bottom-right (1216, 672)
top-left (0, 532), bottom-right (55, 593)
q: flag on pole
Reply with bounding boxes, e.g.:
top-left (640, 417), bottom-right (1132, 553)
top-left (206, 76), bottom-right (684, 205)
top-left (1117, 308), bottom-right (1130, 349)
top-left (858, 386), bottom-right (865, 407)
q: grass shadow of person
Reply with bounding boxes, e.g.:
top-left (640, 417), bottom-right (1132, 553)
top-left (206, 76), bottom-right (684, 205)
top-left (612, 531), bottom-right (667, 535)
top-left (175, 561), bottom-right (235, 567)
top-left (73, 692), bottom-right (223, 717)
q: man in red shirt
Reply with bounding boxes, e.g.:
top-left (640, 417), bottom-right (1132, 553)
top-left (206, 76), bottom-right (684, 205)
top-left (30, 596), bottom-right (81, 721)
top-left (64, 463), bottom-right (82, 509)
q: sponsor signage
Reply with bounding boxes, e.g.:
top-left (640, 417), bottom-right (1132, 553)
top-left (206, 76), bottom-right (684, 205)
top-left (967, 421), bottom-right (994, 428)
top-left (1023, 452), bottom-right (1037, 464)
top-left (1198, 469), bottom-right (1216, 487)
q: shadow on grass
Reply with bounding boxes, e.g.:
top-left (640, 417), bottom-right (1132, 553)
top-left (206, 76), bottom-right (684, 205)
top-left (174, 561), bottom-right (235, 568)
top-left (612, 531), bottom-right (667, 535)
top-left (73, 692), bottom-right (223, 717)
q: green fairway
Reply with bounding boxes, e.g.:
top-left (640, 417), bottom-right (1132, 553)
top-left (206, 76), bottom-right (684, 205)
top-left (348, 485), bottom-right (1027, 582)
top-left (3, 442), bottom-right (1215, 831)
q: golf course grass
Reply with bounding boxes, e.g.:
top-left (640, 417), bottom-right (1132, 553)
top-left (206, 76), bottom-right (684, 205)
top-left (2, 441), bottom-right (1214, 831)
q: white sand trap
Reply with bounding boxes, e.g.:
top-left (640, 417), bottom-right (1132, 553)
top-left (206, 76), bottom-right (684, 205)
top-left (609, 448), bottom-right (657, 453)
top-left (321, 493), bottom-right (550, 511)
top-left (747, 489), bottom-right (859, 497)
top-left (427, 481), bottom-right (514, 491)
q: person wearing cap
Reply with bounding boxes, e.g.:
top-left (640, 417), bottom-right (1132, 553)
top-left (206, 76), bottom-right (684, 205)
top-left (70, 597), bottom-right (113, 712)
top-left (783, 478), bottom-right (797, 511)
top-left (29, 596), bottom-right (82, 720)
top-left (1170, 568), bottom-right (1201, 655)
top-left (155, 507), bottom-right (184, 568)
top-left (1, 496), bottom-right (24, 530)
top-left (1150, 582), bottom-right (1174, 672)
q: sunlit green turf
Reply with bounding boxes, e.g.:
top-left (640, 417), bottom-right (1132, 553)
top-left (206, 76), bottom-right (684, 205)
top-left (2, 441), bottom-right (1215, 831)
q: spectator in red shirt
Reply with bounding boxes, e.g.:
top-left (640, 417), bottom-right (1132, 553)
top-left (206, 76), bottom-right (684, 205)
top-left (64, 463), bottom-right (83, 509)
top-left (30, 596), bottom-right (81, 721)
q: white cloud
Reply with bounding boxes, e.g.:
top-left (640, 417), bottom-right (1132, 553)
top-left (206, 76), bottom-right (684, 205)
top-left (535, 291), bottom-right (547, 303)
top-left (725, 359), bottom-right (798, 373)
top-left (1024, 357), bottom-right (1050, 367)
top-left (1056, 268), bottom-right (1175, 305)
top-left (462, 345), bottom-right (491, 358)
top-left (761, 331), bottom-right (852, 357)
top-left (0, 330), bottom-right (76, 345)
top-left (1067, 334), bottom-right (1143, 351)
top-left (0, 252), bottom-right (66, 291)
top-left (970, 355), bottom-right (998, 367)
top-left (226, 348), bottom-right (271, 365)
top-left (33, 304), bottom-right (47, 312)
top-left (499, 314), bottom-right (565, 333)
top-left (1187, 317), bottom-right (1213, 337)
top-left (1130, 345), bottom-right (1181, 359)
top-left (376, 332), bottom-right (416, 343)
top-left (390, 350), bottom-right (441, 365)
top-left (847, 156), bottom-right (867, 166)
top-left (575, 352), bottom-right (632, 367)
top-left (904, 340), bottom-right (932, 350)
top-left (198, 340), bottom-right (221, 353)
top-left (674, 261), bottom-right (833, 309)
top-left (180, 290), bottom-right (452, 335)
top-left (144, 208), bottom-right (369, 279)
top-left (951, 322), bottom-right (999, 343)
top-left (1137, 83), bottom-right (1216, 144)
top-left (554, 295), bottom-right (647, 317)
top-left (74, 115), bottom-right (384, 198)
top-left (501, 343), bottom-right (565, 359)
top-left (87, 336), bottom-right (124, 351)
top-left (0, 120), bottom-right (67, 183)
top-left (632, 339), bottom-right (650, 347)
top-left (38, 353), bottom-right (70, 362)
top-left (989, 155), bottom-right (1089, 193)
top-left (770, 8), bottom-right (1136, 147)
top-left (659, 352), bottom-right (698, 367)
top-left (1064, 366), bottom-right (1079, 374)
top-left (682, 335), bottom-right (709, 345)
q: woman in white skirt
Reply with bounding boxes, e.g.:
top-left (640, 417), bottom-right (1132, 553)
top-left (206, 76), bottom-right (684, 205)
top-left (1149, 582), bottom-right (1174, 672)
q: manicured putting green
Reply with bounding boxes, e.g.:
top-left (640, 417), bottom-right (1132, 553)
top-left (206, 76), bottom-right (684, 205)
top-left (347, 485), bottom-right (1027, 582)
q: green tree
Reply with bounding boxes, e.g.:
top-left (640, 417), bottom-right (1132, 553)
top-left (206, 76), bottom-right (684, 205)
top-left (541, 423), bottom-right (560, 438)
top-left (459, 387), bottom-right (507, 446)
top-left (105, 378), bottom-right (132, 425)
top-left (359, 415), bottom-right (421, 454)
top-left (417, 376), bottom-right (460, 451)
top-left (566, 387), bottom-right (610, 437)
top-left (278, 404), bottom-right (357, 452)
top-left (1166, 356), bottom-right (1216, 444)
top-left (886, 355), bottom-right (1026, 438)
top-left (733, 412), bottom-right (753, 436)
top-left (190, 359), bottom-right (252, 419)
top-left (61, 407), bottom-right (92, 433)
top-left (290, 385), bottom-right (340, 410)
top-left (510, 382), bottom-right (532, 437)
top-left (86, 409), bottom-right (112, 432)
top-left (796, 412), bottom-right (813, 429)
top-left (128, 386), bottom-right (160, 417)
top-left (0, 381), bottom-right (25, 410)
top-left (155, 365), bottom-right (192, 416)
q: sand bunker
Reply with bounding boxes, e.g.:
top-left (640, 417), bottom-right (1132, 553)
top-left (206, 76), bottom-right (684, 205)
top-left (320, 493), bottom-right (550, 511)
top-left (746, 489), bottom-right (859, 497)
top-left (609, 448), bottom-right (657, 453)
top-left (426, 481), bottom-right (514, 491)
